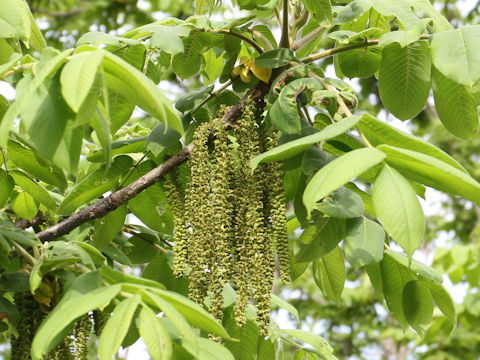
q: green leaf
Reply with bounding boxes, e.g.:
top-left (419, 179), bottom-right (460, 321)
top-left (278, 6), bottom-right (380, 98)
top-left (151, 288), bottom-right (230, 338)
top-left (425, 282), bottom-right (456, 328)
top-left (101, 266), bottom-right (165, 290)
top-left (0, 169), bottom-right (14, 207)
top-left (314, 186), bottom-right (364, 218)
top-left (271, 294), bottom-right (299, 322)
top-left (371, 0), bottom-right (421, 28)
top-left (372, 165), bottom-right (424, 258)
top-left (430, 25), bottom-right (480, 86)
top-left (303, 0), bottom-right (332, 26)
top-left (27, 9), bottom-right (46, 51)
top-left (378, 41), bottom-right (431, 120)
top-left (172, 32), bottom-right (207, 79)
top-left (250, 115), bottom-right (361, 170)
top-left (138, 306), bottom-right (173, 360)
top-left (295, 218), bottom-right (346, 262)
top-left (58, 155), bottom-right (133, 215)
top-left (254, 48), bottom-right (297, 68)
top-left (380, 253), bottom-right (408, 328)
top-left (378, 19), bottom-right (431, 48)
top-left (143, 291), bottom-right (199, 355)
top-left (377, 144), bottom-right (480, 205)
top-left (313, 246), bottom-right (345, 304)
top-left (386, 249), bottom-right (442, 283)
top-left (332, 0), bottom-right (372, 25)
top-left (402, 280), bottom-right (434, 336)
top-left (202, 48), bottom-right (224, 86)
top-left (88, 136), bottom-right (147, 163)
top-left (10, 171), bottom-right (56, 210)
top-left (0, 50), bottom-right (70, 147)
top-left (101, 50), bottom-right (183, 134)
top-left (432, 66), bottom-right (479, 139)
top-left (99, 294), bottom-right (141, 360)
top-left (303, 148), bottom-right (386, 215)
top-left (11, 192), bottom-right (38, 220)
top-left (344, 217), bottom-right (385, 269)
top-left (146, 123), bottom-right (181, 157)
top-left (93, 204), bottom-right (127, 251)
top-left (337, 46), bottom-right (382, 78)
top-left (282, 329), bottom-right (334, 355)
top-left (150, 26), bottom-right (187, 55)
top-left (0, 0), bottom-right (31, 42)
top-left (358, 114), bottom-right (466, 172)
top-left (183, 337), bottom-right (235, 360)
top-left (31, 285), bottom-right (121, 360)
top-left (20, 73), bottom-right (82, 173)
top-left (269, 78), bottom-right (324, 134)
top-left (60, 51), bottom-right (104, 112)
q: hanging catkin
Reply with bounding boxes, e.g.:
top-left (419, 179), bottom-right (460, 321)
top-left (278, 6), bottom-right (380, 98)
top-left (169, 99), bottom-right (289, 336)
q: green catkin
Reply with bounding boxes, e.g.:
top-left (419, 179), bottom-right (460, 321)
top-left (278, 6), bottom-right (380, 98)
top-left (74, 314), bottom-right (92, 360)
top-left (178, 100), bottom-right (289, 337)
top-left (207, 118), bottom-right (234, 323)
top-left (92, 310), bottom-right (109, 336)
top-left (163, 170), bottom-right (189, 278)
top-left (11, 293), bottom-right (45, 360)
top-left (185, 120), bottom-right (214, 303)
top-left (266, 134), bottom-right (290, 284)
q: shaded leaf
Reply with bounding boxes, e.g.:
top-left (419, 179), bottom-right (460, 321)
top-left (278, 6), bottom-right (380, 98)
top-left (344, 217), bottom-right (385, 269)
top-left (313, 246), bottom-right (345, 304)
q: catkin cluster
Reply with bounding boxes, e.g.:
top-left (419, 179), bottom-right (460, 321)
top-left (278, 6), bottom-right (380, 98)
top-left (11, 292), bottom-right (95, 359)
top-left (166, 100), bottom-right (290, 336)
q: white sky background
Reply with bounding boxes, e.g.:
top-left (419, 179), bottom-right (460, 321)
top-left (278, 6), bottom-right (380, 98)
top-left (0, 0), bottom-right (478, 358)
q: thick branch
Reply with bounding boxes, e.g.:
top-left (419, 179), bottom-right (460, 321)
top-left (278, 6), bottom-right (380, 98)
top-left (15, 214), bottom-right (45, 229)
top-left (36, 145), bottom-right (193, 242)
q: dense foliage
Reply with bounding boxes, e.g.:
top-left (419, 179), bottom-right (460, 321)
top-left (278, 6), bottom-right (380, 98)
top-left (0, 0), bottom-right (479, 358)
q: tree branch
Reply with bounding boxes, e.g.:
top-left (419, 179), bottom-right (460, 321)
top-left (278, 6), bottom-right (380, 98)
top-left (34, 81), bottom-right (271, 242)
top-left (302, 39), bottom-right (380, 63)
top-left (213, 30), bottom-right (264, 54)
top-left (36, 145), bottom-right (193, 242)
top-left (15, 214), bottom-right (45, 229)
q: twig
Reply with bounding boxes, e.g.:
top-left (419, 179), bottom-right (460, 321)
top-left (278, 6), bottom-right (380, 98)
top-left (9, 240), bottom-right (37, 266)
top-left (279, 0), bottom-right (290, 48)
top-left (213, 30), bottom-right (264, 54)
top-left (302, 34), bottom-right (431, 63)
top-left (192, 79), bottom-right (233, 115)
top-left (302, 39), bottom-right (380, 63)
top-left (248, 28), bottom-right (275, 50)
top-left (122, 226), bottom-right (167, 254)
top-left (291, 25), bottom-right (326, 51)
top-left (1, 62), bottom-right (34, 79)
